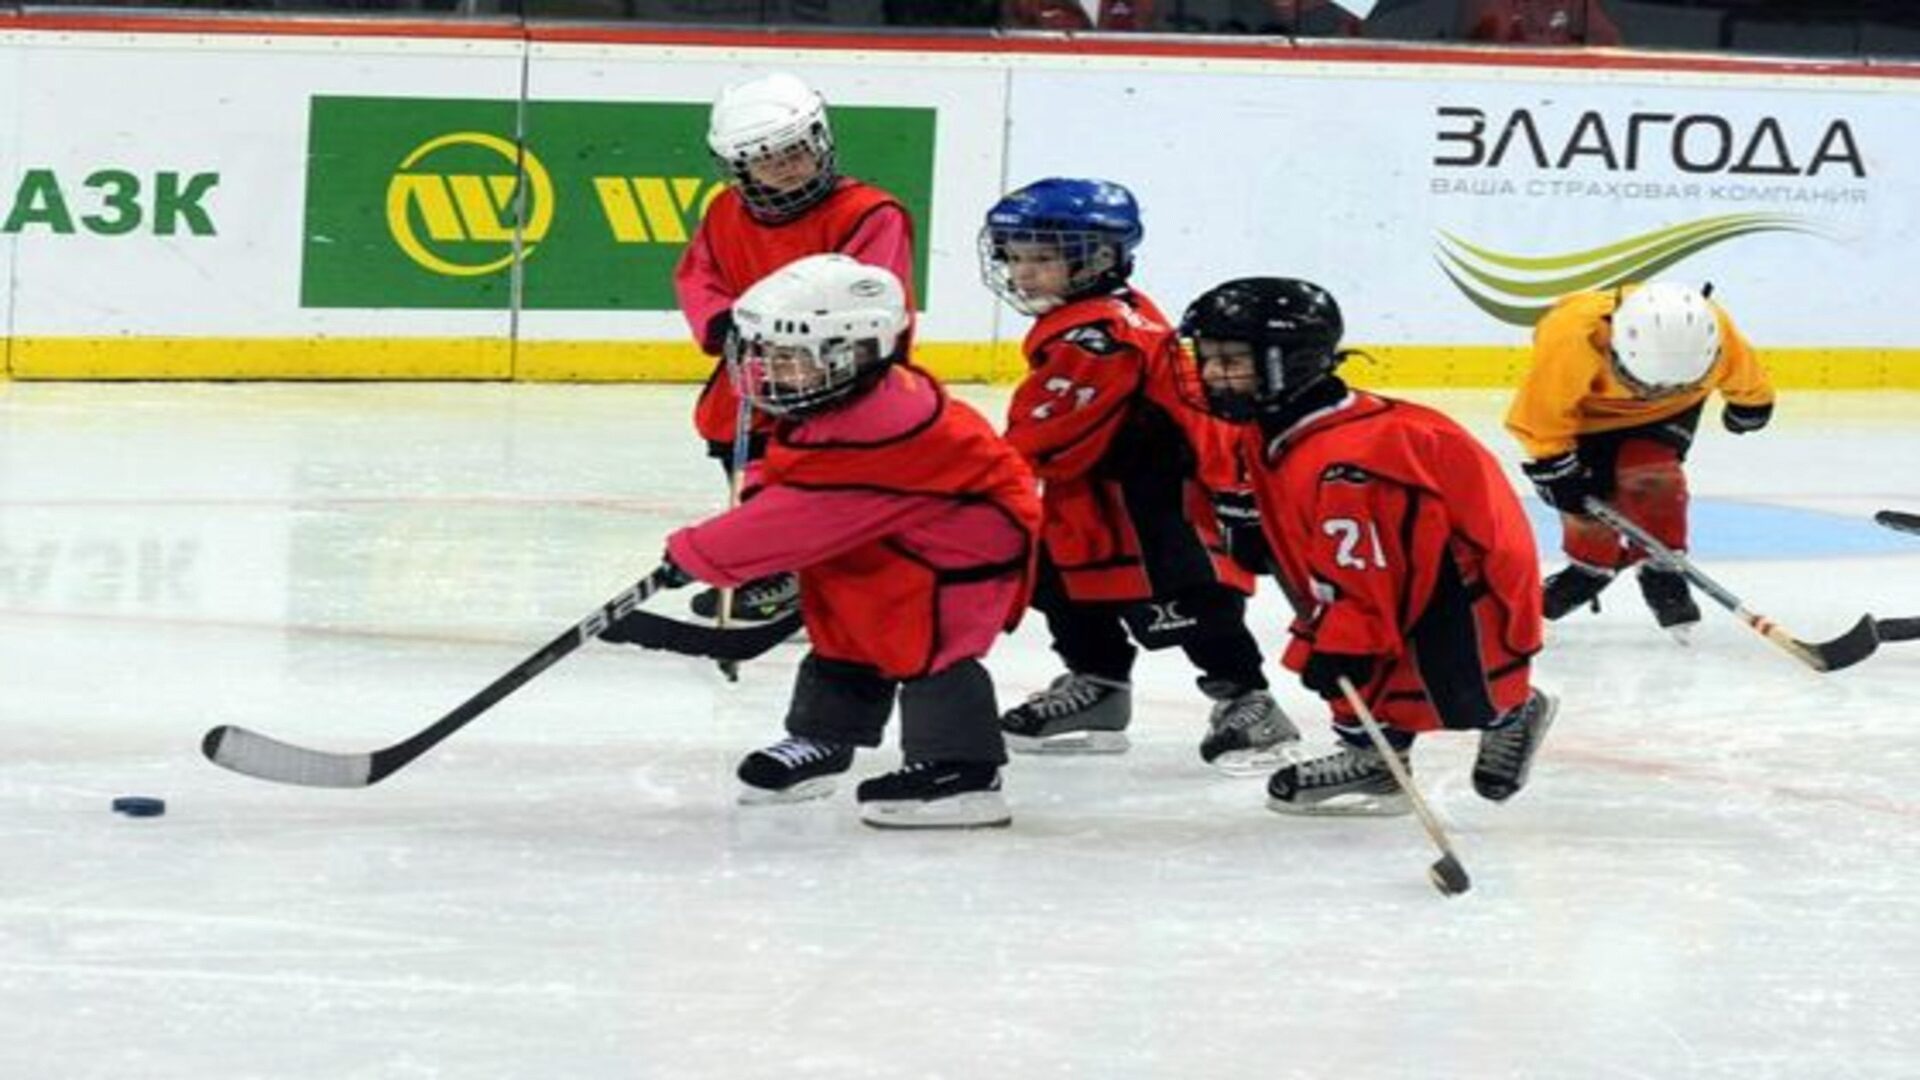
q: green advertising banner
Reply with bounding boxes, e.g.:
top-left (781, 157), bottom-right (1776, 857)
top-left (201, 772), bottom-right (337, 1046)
top-left (301, 96), bottom-right (936, 311)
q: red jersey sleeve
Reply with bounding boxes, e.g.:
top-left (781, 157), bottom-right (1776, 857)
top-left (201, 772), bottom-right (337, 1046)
top-left (674, 223), bottom-right (736, 356)
top-left (1003, 324), bottom-right (1145, 482)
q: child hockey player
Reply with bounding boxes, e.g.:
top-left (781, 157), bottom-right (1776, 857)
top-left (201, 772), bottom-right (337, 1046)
top-left (1506, 282), bottom-right (1774, 638)
top-left (1178, 276), bottom-right (1557, 815)
top-left (979, 178), bottom-right (1294, 774)
top-left (660, 255), bottom-right (1040, 829)
top-left (674, 71), bottom-right (917, 624)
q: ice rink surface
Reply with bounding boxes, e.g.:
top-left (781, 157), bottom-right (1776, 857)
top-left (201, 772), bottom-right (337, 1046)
top-left (3, 381), bottom-right (1917, 1080)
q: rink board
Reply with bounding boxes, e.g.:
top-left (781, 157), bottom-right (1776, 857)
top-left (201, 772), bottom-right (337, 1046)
top-left (1, 16), bottom-right (1918, 384)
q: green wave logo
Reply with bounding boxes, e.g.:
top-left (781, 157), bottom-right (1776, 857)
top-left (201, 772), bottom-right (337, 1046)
top-left (1437, 213), bottom-right (1824, 326)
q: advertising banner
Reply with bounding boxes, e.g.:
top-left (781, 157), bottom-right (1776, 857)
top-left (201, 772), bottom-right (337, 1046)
top-left (301, 95), bottom-right (935, 312)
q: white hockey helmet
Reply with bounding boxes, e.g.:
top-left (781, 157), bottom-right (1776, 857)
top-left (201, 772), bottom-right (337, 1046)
top-left (1609, 282), bottom-right (1722, 396)
top-left (707, 73), bottom-right (837, 222)
top-left (728, 254), bottom-right (908, 418)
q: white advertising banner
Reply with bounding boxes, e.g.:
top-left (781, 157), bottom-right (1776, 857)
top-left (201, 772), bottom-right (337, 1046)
top-left (1001, 60), bottom-right (1910, 350)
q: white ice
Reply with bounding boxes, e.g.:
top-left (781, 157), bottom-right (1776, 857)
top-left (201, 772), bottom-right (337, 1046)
top-left (2, 382), bottom-right (1918, 1080)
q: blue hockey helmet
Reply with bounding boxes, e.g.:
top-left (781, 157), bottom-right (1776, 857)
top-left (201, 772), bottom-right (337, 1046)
top-left (979, 178), bottom-right (1144, 314)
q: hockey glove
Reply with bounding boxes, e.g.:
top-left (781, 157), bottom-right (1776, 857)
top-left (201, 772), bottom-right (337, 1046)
top-left (1722, 401), bottom-right (1773, 435)
top-left (655, 554), bottom-right (695, 590)
top-left (1522, 451), bottom-right (1597, 515)
top-left (702, 309), bottom-right (736, 358)
top-left (1300, 650), bottom-right (1376, 701)
top-left (1211, 491), bottom-right (1276, 575)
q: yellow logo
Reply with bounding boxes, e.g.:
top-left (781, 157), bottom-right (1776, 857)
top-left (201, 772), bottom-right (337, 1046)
top-left (592, 176), bottom-right (725, 244)
top-left (386, 133), bottom-right (554, 277)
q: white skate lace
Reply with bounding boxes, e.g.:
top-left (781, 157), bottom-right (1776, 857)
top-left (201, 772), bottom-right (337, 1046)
top-left (1024, 675), bottom-right (1109, 720)
top-left (762, 737), bottom-right (840, 768)
top-left (1479, 714), bottom-right (1533, 777)
top-left (740, 575), bottom-right (798, 608)
top-left (1299, 747), bottom-right (1388, 786)
top-left (1212, 692), bottom-right (1276, 734)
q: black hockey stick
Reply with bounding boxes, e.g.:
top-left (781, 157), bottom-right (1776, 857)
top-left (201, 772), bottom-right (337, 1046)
top-left (1875, 509), bottom-right (1920, 537)
top-left (1876, 616), bottom-right (1920, 643)
top-left (201, 566), bottom-right (678, 788)
top-left (599, 606), bottom-right (801, 661)
top-left (1585, 499), bottom-right (1879, 673)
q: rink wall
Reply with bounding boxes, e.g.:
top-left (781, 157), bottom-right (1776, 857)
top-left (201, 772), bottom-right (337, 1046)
top-left (2, 13), bottom-right (1919, 387)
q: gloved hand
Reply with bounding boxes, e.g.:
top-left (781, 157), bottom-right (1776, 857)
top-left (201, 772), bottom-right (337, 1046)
top-left (702, 309), bottom-right (736, 357)
top-left (1211, 490), bottom-right (1275, 575)
top-left (1722, 401), bottom-right (1772, 435)
top-left (655, 554), bottom-right (695, 590)
top-left (1522, 451), bottom-right (1597, 516)
top-left (1299, 650), bottom-right (1377, 700)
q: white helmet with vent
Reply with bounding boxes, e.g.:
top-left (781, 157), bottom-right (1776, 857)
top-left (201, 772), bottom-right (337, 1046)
top-left (707, 73), bottom-right (837, 222)
top-left (1610, 282), bottom-right (1722, 396)
top-left (728, 254), bottom-right (908, 417)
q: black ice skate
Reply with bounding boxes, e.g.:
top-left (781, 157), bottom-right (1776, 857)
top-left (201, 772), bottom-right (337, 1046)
top-left (1542, 563), bottom-right (1615, 620)
top-left (736, 736), bottom-right (853, 805)
top-left (1472, 688), bottom-right (1559, 802)
top-left (856, 761), bottom-right (1011, 830)
top-left (691, 572), bottom-right (800, 624)
top-left (1637, 565), bottom-right (1701, 642)
top-left (1266, 743), bottom-right (1410, 817)
top-left (1001, 673), bottom-right (1131, 754)
top-left (1197, 680), bottom-right (1300, 776)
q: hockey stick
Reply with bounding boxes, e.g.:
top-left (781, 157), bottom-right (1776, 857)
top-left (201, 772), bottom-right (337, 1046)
top-left (1585, 498), bottom-right (1879, 672)
top-left (1875, 509), bottom-right (1920, 537)
top-left (1876, 616), bottom-right (1920, 643)
top-left (600, 606), bottom-right (802, 661)
top-left (714, 392), bottom-right (755, 683)
top-left (201, 566), bottom-right (678, 788)
top-left (1336, 677), bottom-right (1470, 898)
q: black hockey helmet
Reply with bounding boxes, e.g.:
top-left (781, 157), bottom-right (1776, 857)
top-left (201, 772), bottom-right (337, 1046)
top-left (1178, 277), bottom-right (1345, 421)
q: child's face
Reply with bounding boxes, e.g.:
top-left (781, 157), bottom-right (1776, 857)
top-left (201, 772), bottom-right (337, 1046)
top-left (763, 345), bottom-right (826, 393)
top-left (1196, 339), bottom-right (1261, 400)
top-left (746, 142), bottom-right (823, 193)
top-left (1002, 241), bottom-right (1073, 303)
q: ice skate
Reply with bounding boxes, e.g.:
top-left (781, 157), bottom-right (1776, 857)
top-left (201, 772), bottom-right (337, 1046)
top-left (1542, 563), bottom-right (1614, 620)
top-left (856, 761), bottom-right (1011, 829)
top-left (1001, 673), bottom-right (1131, 754)
top-left (1472, 688), bottom-right (1559, 802)
top-left (736, 736), bottom-right (853, 805)
top-left (1637, 565), bottom-right (1700, 643)
top-left (1197, 680), bottom-right (1300, 776)
top-left (691, 572), bottom-right (800, 624)
top-left (1266, 743), bottom-right (1410, 817)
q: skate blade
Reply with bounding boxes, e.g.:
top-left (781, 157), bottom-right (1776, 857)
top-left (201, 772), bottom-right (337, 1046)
top-left (1206, 740), bottom-right (1303, 777)
top-left (859, 791), bottom-right (1012, 830)
top-left (736, 776), bottom-right (838, 806)
top-left (1265, 792), bottom-right (1411, 818)
top-left (1662, 621), bottom-right (1698, 646)
top-left (1005, 730), bottom-right (1130, 755)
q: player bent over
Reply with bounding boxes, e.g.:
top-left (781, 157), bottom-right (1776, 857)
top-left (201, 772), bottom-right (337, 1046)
top-left (660, 255), bottom-right (1041, 828)
top-left (979, 178), bottom-right (1295, 774)
top-left (1178, 277), bottom-right (1556, 815)
top-left (674, 72), bottom-right (918, 625)
top-left (1506, 282), bottom-right (1775, 639)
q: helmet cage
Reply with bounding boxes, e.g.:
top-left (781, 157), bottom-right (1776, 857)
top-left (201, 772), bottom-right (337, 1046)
top-left (978, 225), bottom-right (1131, 315)
top-left (729, 335), bottom-right (880, 418)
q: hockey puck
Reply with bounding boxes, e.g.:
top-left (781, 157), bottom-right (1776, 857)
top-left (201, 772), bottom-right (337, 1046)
top-left (111, 796), bottom-right (167, 818)
top-left (1428, 853), bottom-right (1471, 897)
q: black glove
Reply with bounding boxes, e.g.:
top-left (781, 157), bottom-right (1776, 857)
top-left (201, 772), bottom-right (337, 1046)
top-left (702, 309), bottom-right (735, 357)
top-left (1722, 401), bottom-right (1772, 435)
top-left (655, 554), bottom-right (694, 589)
top-left (1299, 650), bottom-right (1377, 701)
top-left (1211, 490), bottom-right (1276, 575)
top-left (1522, 451), bottom-right (1596, 515)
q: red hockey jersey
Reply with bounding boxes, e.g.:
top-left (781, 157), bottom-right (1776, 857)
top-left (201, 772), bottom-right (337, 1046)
top-left (1003, 289), bottom-right (1250, 603)
top-left (762, 366), bottom-right (1042, 679)
top-left (1242, 391), bottom-right (1543, 731)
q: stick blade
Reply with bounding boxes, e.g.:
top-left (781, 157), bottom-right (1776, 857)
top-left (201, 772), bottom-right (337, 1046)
top-left (1874, 509), bottom-right (1920, 536)
top-left (1800, 615), bottom-right (1880, 673)
top-left (1429, 853), bottom-right (1471, 897)
top-left (1875, 616), bottom-right (1920, 643)
top-left (202, 725), bottom-right (375, 788)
